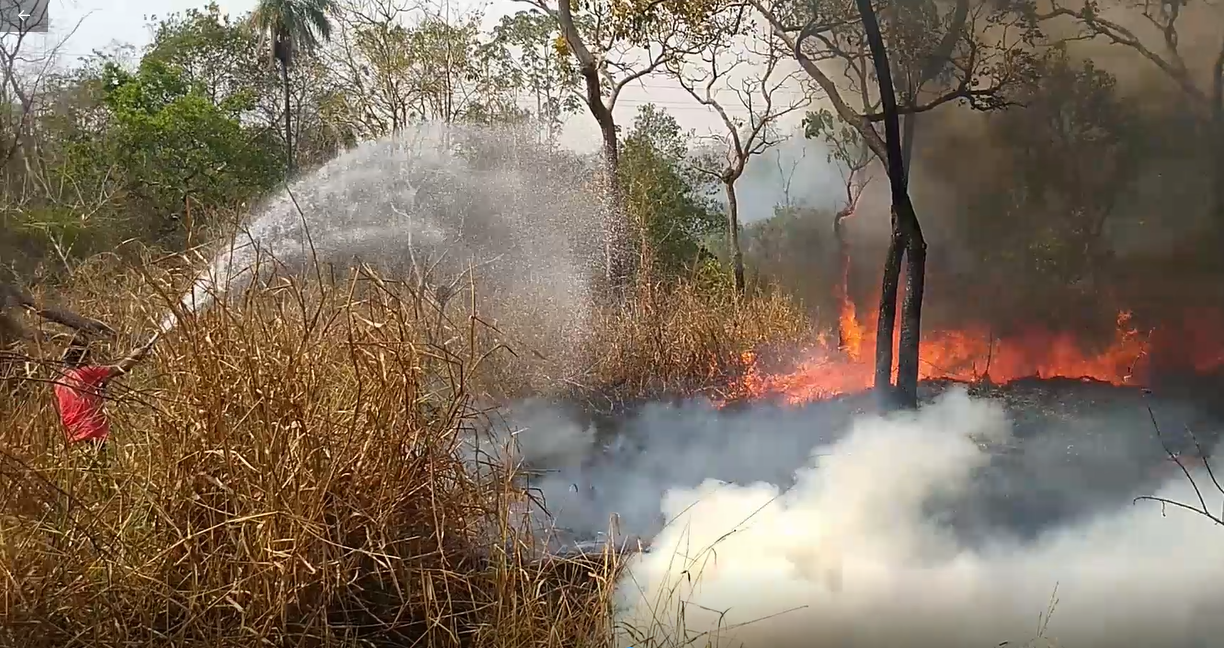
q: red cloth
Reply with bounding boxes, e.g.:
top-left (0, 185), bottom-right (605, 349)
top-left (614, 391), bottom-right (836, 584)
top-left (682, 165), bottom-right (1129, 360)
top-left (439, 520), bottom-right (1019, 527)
top-left (54, 365), bottom-right (118, 444)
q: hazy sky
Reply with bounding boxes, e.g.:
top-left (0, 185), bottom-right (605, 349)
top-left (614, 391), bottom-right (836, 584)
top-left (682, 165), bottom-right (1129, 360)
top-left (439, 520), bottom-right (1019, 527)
top-left (35, 0), bottom-right (844, 220)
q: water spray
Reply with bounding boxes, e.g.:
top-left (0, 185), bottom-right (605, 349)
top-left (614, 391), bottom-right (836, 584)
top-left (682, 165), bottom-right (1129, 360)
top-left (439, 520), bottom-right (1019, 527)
top-left (163, 124), bottom-right (604, 374)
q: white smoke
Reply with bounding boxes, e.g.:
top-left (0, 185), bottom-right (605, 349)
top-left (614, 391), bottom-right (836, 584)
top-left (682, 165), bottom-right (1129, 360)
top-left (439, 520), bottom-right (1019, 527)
top-left (609, 388), bottom-right (1224, 648)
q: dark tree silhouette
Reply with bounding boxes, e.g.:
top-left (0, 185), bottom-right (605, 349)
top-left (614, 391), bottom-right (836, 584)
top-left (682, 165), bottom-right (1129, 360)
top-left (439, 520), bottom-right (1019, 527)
top-left (854, 0), bottom-right (927, 408)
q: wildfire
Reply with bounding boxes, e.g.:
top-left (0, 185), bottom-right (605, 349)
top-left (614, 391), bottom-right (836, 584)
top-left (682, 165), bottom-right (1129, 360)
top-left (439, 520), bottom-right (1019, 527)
top-left (837, 292), bottom-right (865, 361)
top-left (721, 304), bottom-right (1224, 407)
top-left (719, 165), bottom-right (1224, 407)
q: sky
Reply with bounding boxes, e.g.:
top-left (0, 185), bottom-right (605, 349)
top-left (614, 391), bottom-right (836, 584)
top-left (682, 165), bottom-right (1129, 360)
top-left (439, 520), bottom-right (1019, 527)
top-left (33, 0), bottom-right (844, 220)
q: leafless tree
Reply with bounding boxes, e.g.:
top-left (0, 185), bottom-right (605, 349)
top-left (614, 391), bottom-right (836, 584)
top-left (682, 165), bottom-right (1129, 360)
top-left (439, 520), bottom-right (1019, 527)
top-left (0, 5), bottom-right (86, 191)
top-left (774, 140), bottom-right (806, 209)
top-left (670, 11), bottom-right (807, 295)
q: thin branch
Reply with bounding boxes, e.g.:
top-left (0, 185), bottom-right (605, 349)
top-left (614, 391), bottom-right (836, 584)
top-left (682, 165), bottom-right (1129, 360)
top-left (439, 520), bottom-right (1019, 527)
top-left (1134, 404), bottom-right (1224, 525)
top-left (669, 13), bottom-right (808, 181)
top-left (748, 0), bottom-right (888, 160)
top-left (1038, 2), bottom-right (1204, 108)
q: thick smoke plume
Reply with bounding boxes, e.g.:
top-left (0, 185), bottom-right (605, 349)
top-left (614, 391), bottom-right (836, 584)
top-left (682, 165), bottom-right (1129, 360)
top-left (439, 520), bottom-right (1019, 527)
top-left (496, 387), bottom-right (1224, 647)
top-left (750, 1), bottom-right (1224, 337)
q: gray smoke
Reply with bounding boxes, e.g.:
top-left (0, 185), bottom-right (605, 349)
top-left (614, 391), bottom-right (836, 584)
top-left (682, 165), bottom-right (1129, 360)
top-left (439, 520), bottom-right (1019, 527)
top-left (490, 385), bottom-right (1224, 647)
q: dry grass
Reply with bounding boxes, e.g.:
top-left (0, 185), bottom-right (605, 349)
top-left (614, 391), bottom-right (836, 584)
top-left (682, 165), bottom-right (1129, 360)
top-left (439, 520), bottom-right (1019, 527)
top-left (0, 256), bottom-right (624, 648)
top-left (584, 274), bottom-right (813, 405)
top-left (0, 252), bottom-right (815, 648)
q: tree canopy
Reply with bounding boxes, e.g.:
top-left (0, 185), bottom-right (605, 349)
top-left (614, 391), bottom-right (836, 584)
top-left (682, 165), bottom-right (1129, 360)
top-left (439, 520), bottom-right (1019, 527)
top-left (0, 0), bottom-right (1214, 326)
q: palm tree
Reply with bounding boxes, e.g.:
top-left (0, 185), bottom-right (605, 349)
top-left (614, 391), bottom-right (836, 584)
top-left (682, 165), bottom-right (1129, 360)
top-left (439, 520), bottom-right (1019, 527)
top-left (251, 0), bottom-right (336, 175)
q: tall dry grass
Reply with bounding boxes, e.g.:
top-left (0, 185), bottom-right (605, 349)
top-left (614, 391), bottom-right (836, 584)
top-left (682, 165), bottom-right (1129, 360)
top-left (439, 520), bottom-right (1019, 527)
top-left (0, 251), bottom-right (815, 647)
top-left (584, 274), bottom-right (813, 405)
top-left (0, 257), bottom-right (622, 648)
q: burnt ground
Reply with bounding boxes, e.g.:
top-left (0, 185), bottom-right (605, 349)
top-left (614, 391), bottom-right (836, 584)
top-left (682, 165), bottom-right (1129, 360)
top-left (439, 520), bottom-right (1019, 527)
top-left (922, 376), bottom-right (1224, 546)
top-left (514, 374), bottom-right (1224, 555)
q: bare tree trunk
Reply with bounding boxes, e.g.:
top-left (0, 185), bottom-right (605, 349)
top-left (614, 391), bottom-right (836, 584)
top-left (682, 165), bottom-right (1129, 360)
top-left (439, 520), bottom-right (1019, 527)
top-left (874, 216), bottom-right (903, 398)
top-left (897, 228), bottom-right (926, 406)
top-left (865, 117), bottom-right (918, 405)
top-left (895, 113), bottom-right (925, 407)
top-left (901, 114), bottom-right (917, 177)
top-left (725, 179), bottom-right (745, 294)
top-left (856, 0), bottom-right (927, 409)
top-left (869, 2), bottom-right (959, 403)
top-left (556, 0), bottom-right (629, 295)
top-left (282, 58), bottom-right (294, 175)
top-left (597, 118), bottom-right (627, 288)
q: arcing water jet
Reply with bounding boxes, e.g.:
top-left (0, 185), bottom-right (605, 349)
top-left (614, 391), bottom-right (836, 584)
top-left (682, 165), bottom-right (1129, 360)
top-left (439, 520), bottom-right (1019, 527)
top-left (161, 124), bottom-right (603, 364)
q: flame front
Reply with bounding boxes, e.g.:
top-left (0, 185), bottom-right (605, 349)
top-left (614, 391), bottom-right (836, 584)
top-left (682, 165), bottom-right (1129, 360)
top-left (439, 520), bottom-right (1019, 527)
top-left (721, 304), bottom-right (1211, 406)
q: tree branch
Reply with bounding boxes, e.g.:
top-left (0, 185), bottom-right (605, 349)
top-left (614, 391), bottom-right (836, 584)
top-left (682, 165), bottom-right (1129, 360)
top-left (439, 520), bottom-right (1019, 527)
top-left (0, 283), bottom-right (115, 337)
top-left (671, 9), bottom-right (807, 181)
top-left (749, 0), bottom-right (888, 160)
top-left (1038, 2), bottom-right (1205, 108)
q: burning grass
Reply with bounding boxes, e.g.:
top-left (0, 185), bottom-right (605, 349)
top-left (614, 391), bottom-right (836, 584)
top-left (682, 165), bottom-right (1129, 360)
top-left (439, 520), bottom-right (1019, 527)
top-left (0, 252), bottom-right (813, 647)
top-left (6, 249), bottom-right (1224, 647)
top-left (724, 298), bottom-right (1224, 407)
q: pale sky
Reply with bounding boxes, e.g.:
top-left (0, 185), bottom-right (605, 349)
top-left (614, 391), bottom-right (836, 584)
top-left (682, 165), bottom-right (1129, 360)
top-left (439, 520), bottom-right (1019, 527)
top-left (34, 0), bottom-right (843, 220)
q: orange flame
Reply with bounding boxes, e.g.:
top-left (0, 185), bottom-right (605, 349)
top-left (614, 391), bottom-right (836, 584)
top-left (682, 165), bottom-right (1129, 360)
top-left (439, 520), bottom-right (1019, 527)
top-left (721, 303), bottom-right (1202, 407)
top-left (837, 297), bottom-right (865, 361)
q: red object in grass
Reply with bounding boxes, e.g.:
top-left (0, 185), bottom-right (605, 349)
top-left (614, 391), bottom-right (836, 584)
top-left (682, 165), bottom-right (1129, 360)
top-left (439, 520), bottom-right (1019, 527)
top-left (54, 365), bottom-right (119, 444)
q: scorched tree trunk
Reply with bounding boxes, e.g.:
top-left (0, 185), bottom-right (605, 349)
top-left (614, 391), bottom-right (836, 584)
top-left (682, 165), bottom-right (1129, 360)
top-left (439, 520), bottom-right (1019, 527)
top-left (856, 0), bottom-right (928, 409)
